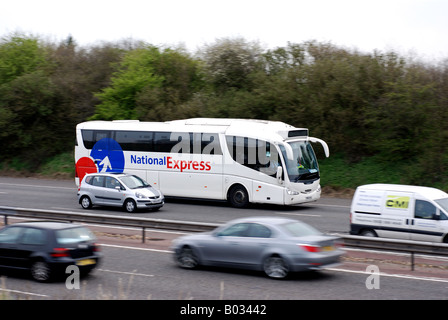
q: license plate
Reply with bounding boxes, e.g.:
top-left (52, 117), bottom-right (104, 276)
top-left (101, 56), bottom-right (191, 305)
top-left (76, 259), bottom-right (96, 266)
top-left (322, 246), bottom-right (334, 252)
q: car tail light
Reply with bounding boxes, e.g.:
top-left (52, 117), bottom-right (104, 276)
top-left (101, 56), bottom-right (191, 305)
top-left (299, 244), bottom-right (321, 253)
top-left (51, 248), bottom-right (70, 257)
top-left (93, 243), bottom-right (100, 252)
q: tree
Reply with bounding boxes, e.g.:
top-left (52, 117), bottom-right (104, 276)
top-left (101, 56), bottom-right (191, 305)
top-left (0, 33), bottom-right (54, 165)
top-left (199, 37), bottom-right (263, 92)
top-left (91, 44), bottom-right (164, 120)
top-left (92, 45), bottom-right (203, 121)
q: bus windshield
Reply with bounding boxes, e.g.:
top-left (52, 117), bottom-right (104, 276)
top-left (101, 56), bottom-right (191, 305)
top-left (280, 141), bottom-right (319, 183)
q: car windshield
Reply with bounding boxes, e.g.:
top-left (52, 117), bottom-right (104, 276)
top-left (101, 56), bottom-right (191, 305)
top-left (56, 227), bottom-right (96, 244)
top-left (120, 175), bottom-right (151, 189)
top-left (279, 141), bottom-right (319, 183)
top-left (280, 221), bottom-right (321, 237)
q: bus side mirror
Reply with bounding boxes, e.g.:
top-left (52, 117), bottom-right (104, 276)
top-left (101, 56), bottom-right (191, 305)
top-left (309, 137), bottom-right (330, 158)
top-left (276, 166), bottom-right (283, 183)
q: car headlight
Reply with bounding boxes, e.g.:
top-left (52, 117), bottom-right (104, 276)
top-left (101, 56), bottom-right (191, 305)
top-left (135, 192), bottom-right (146, 199)
top-left (287, 188), bottom-right (300, 195)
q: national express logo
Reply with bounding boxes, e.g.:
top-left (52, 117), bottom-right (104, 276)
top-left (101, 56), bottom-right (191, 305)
top-left (75, 137), bottom-right (212, 182)
top-left (75, 138), bottom-right (125, 181)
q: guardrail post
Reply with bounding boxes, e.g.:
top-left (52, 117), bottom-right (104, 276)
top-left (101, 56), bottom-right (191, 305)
top-left (142, 227), bottom-right (146, 243)
top-left (411, 251), bottom-right (415, 271)
top-left (3, 215), bottom-right (7, 226)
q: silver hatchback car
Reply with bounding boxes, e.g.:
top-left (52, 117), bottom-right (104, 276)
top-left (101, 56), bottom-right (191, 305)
top-left (172, 217), bottom-right (344, 279)
top-left (77, 173), bottom-right (164, 213)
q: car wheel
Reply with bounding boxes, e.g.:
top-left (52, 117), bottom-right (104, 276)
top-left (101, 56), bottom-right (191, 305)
top-left (80, 196), bottom-right (92, 209)
top-left (228, 185), bottom-right (249, 208)
top-left (124, 199), bottom-right (137, 213)
top-left (263, 255), bottom-right (289, 279)
top-left (177, 246), bottom-right (199, 269)
top-left (31, 260), bottom-right (52, 282)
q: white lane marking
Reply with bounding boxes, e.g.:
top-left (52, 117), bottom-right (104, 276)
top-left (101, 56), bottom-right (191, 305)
top-left (0, 182), bottom-right (74, 190)
top-left (98, 268), bottom-right (155, 278)
top-left (100, 243), bottom-right (172, 253)
top-left (0, 287), bottom-right (49, 298)
top-left (101, 243), bottom-right (448, 284)
top-left (327, 267), bottom-right (448, 283)
top-left (307, 203), bottom-right (350, 209)
top-left (275, 212), bottom-right (321, 217)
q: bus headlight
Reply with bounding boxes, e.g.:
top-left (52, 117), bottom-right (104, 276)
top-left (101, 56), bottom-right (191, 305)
top-left (287, 188), bottom-right (300, 195)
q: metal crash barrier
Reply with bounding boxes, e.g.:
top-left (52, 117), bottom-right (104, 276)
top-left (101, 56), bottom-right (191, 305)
top-left (0, 206), bottom-right (219, 243)
top-left (1, 206), bottom-right (448, 270)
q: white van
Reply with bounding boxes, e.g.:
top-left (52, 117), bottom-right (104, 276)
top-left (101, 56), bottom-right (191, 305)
top-left (350, 184), bottom-right (448, 243)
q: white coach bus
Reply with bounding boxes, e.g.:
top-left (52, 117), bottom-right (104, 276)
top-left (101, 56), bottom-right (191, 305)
top-left (75, 118), bottom-right (329, 207)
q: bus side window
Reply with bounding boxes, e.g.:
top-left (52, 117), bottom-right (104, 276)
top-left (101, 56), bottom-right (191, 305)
top-left (81, 130), bottom-right (111, 149)
top-left (81, 130), bottom-right (94, 149)
top-left (115, 131), bottom-right (153, 151)
top-left (202, 133), bottom-right (222, 155)
top-left (154, 132), bottom-right (177, 152)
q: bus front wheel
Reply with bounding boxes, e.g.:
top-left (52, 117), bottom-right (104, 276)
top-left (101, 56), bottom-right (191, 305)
top-left (228, 185), bottom-right (249, 208)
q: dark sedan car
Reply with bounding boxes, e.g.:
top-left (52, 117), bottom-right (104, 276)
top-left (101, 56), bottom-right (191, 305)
top-left (172, 217), bottom-right (344, 279)
top-left (0, 221), bottom-right (101, 282)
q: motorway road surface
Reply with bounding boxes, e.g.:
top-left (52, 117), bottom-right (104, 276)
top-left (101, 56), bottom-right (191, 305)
top-left (1, 177), bottom-right (448, 301)
top-left (1, 244), bottom-right (448, 300)
top-left (0, 176), bottom-right (351, 234)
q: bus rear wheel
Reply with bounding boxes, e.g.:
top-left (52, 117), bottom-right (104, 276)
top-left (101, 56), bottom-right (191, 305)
top-left (228, 185), bottom-right (249, 208)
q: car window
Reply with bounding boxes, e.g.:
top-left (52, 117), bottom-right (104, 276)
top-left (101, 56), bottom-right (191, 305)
top-left (119, 175), bottom-right (150, 189)
top-left (91, 175), bottom-right (105, 187)
top-left (85, 175), bottom-right (93, 185)
top-left (218, 223), bottom-right (251, 237)
top-left (247, 224), bottom-right (272, 238)
top-left (0, 227), bottom-right (24, 244)
top-left (20, 228), bottom-right (46, 245)
top-left (56, 227), bottom-right (96, 244)
top-left (105, 176), bottom-right (121, 189)
top-left (281, 221), bottom-right (321, 237)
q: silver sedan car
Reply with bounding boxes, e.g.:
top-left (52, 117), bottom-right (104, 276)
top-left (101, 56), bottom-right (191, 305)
top-left (172, 217), bottom-right (344, 279)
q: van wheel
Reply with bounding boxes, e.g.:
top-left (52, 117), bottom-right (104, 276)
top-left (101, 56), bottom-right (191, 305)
top-left (360, 229), bottom-right (377, 237)
top-left (228, 185), bottom-right (249, 208)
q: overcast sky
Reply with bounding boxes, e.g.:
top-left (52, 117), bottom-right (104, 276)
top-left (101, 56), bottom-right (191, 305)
top-left (1, 0), bottom-right (447, 61)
